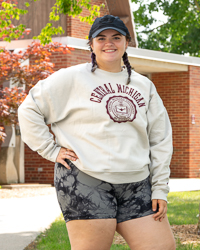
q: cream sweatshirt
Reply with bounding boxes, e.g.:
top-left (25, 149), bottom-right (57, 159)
top-left (18, 63), bottom-right (173, 201)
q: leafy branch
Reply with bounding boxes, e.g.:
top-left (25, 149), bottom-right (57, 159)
top-left (0, 1), bottom-right (31, 42)
top-left (139, 22), bottom-right (168, 34)
top-left (0, 0), bottom-right (105, 45)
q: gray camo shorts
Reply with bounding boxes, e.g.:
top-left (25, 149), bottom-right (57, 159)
top-left (54, 159), bottom-right (157, 223)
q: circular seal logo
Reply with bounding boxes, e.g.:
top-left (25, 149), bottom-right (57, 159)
top-left (106, 95), bottom-right (137, 123)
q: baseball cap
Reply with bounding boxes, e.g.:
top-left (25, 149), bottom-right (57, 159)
top-left (89, 15), bottom-right (130, 39)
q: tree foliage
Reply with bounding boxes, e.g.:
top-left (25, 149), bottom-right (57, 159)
top-left (0, 0), bottom-right (105, 143)
top-left (0, 0), bottom-right (104, 44)
top-left (0, 0), bottom-right (31, 42)
top-left (132, 0), bottom-right (200, 56)
top-left (0, 42), bottom-right (72, 142)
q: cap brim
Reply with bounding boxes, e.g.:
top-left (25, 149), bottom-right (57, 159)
top-left (92, 27), bottom-right (126, 38)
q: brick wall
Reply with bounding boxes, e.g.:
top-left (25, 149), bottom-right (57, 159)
top-left (152, 71), bottom-right (190, 178)
top-left (189, 66), bottom-right (200, 178)
top-left (25, 145), bottom-right (54, 184)
top-left (67, 0), bottom-right (109, 39)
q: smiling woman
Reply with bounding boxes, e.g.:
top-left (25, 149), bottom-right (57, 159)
top-left (90, 30), bottom-right (128, 72)
top-left (18, 14), bottom-right (176, 250)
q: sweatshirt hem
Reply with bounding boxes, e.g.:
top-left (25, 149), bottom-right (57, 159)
top-left (80, 166), bottom-right (150, 184)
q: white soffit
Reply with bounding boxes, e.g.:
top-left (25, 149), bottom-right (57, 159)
top-left (129, 58), bottom-right (188, 74)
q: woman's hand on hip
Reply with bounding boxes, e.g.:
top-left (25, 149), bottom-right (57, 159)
top-left (56, 147), bottom-right (79, 169)
top-left (152, 199), bottom-right (167, 222)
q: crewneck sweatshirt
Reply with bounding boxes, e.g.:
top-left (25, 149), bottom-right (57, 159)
top-left (18, 63), bottom-right (173, 201)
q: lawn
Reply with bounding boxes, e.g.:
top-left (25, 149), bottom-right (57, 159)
top-left (167, 191), bottom-right (200, 225)
top-left (28, 191), bottom-right (200, 250)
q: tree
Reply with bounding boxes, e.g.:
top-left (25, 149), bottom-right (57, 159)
top-left (0, 42), bottom-right (72, 143)
top-left (0, 0), bottom-right (104, 44)
top-left (132, 0), bottom-right (200, 56)
top-left (0, 0), bottom-right (105, 143)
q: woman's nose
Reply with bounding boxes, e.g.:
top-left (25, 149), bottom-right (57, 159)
top-left (105, 38), bottom-right (114, 45)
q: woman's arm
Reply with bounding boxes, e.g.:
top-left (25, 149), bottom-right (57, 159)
top-left (146, 83), bottom-right (173, 221)
top-left (18, 68), bottom-right (78, 166)
top-left (18, 87), bottom-right (61, 162)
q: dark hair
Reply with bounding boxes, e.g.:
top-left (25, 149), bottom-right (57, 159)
top-left (122, 52), bottom-right (131, 85)
top-left (88, 35), bottom-right (132, 85)
top-left (91, 52), bottom-right (97, 72)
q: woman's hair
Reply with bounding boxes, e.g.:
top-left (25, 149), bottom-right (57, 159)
top-left (122, 51), bottom-right (131, 85)
top-left (91, 52), bottom-right (97, 72)
top-left (88, 34), bottom-right (132, 85)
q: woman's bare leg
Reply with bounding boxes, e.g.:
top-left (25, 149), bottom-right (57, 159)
top-left (66, 218), bottom-right (117, 250)
top-left (116, 215), bottom-right (176, 250)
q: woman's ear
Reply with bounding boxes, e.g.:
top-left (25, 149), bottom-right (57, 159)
top-left (125, 40), bottom-right (129, 50)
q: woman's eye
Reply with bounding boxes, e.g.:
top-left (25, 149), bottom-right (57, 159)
top-left (114, 36), bottom-right (120, 40)
top-left (98, 37), bottom-right (105, 41)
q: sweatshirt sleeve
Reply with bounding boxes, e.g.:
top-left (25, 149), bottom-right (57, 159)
top-left (17, 69), bottom-right (71, 162)
top-left (147, 83), bottom-right (173, 202)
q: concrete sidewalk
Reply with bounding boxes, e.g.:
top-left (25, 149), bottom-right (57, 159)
top-left (169, 178), bottom-right (200, 192)
top-left (0, 192), bottom-right (61, 250)
top-left (1, 178), bottom-right (200, 250)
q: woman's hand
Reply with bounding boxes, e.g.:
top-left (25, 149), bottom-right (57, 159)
top-left (152, 199), bottom-right (167, 222)
top-left (56, 147), bottom-right (79, 169)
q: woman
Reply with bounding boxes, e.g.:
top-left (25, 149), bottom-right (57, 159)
top-left (18, 15), bottom-right (176, 250)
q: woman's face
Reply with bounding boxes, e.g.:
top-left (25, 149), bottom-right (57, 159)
top-left (91, 29), bottom-right (128, 68)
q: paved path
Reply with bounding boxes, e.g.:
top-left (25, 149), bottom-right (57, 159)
top-left (1, 178), bottom-right (200, 250)
top-left (169, 178), bottom-right (200, 192)
top-left (0, 193), bottom-right (61, 250)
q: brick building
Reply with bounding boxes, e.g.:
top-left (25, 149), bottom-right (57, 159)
top-left (0, 0), bottom-right (200, 184)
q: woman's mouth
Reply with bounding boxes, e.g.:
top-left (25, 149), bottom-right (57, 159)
top-left (103, 49), bottom-right (116, 53)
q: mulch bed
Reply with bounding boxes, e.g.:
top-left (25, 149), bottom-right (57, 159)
top-left (171, 224), bottom-right (200, 245)
top-left (113, 225), bottom-right (200, 246)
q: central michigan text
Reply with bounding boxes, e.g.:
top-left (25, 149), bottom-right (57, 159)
top-left (90, 83), bottom-right (146, 108)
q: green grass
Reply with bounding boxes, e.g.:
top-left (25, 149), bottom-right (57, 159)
top-left (35, 215), bottom-right (71, 250)
top-left (35, 215), bottom-right (129, 250)
top-left (110, 244), bottom-right (130, 250)
top-left (168, 191), bottom-right (200, 225)
top-left (33, 191), bottom-right (200, 250)
top-left (176, 239), bottom-right (200, 250)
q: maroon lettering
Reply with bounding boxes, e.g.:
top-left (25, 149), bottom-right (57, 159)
top-left (99, 86), bottom-right (108, 95)
top-left (103, 84), bottom-right (112, 94)
top-left (134, 93), bottom-right (141, 101)
top-left (138, 102), bottom-right (146, 107)
top-left (136, 97), bottom-right (144, 104)
top-left (91, 93), bottom-right (103, 103)
top-left (90, 98), bottom-right (101, 103)
top-left (116, 84), bottom-right (123, 93)
top-left (128, 88), bottom-right (134, 96)
top-left (108, 83), bottom-right (115, 93)
top-left (125, 86), bottom-right (129, 94)
top-left (94, 87), bottom-right (105, 98)
top-left (132, 91), bottom-right (138, 98)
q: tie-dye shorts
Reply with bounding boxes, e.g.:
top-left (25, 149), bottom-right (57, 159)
top-left (54, 159), bottom-right (157, 223)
